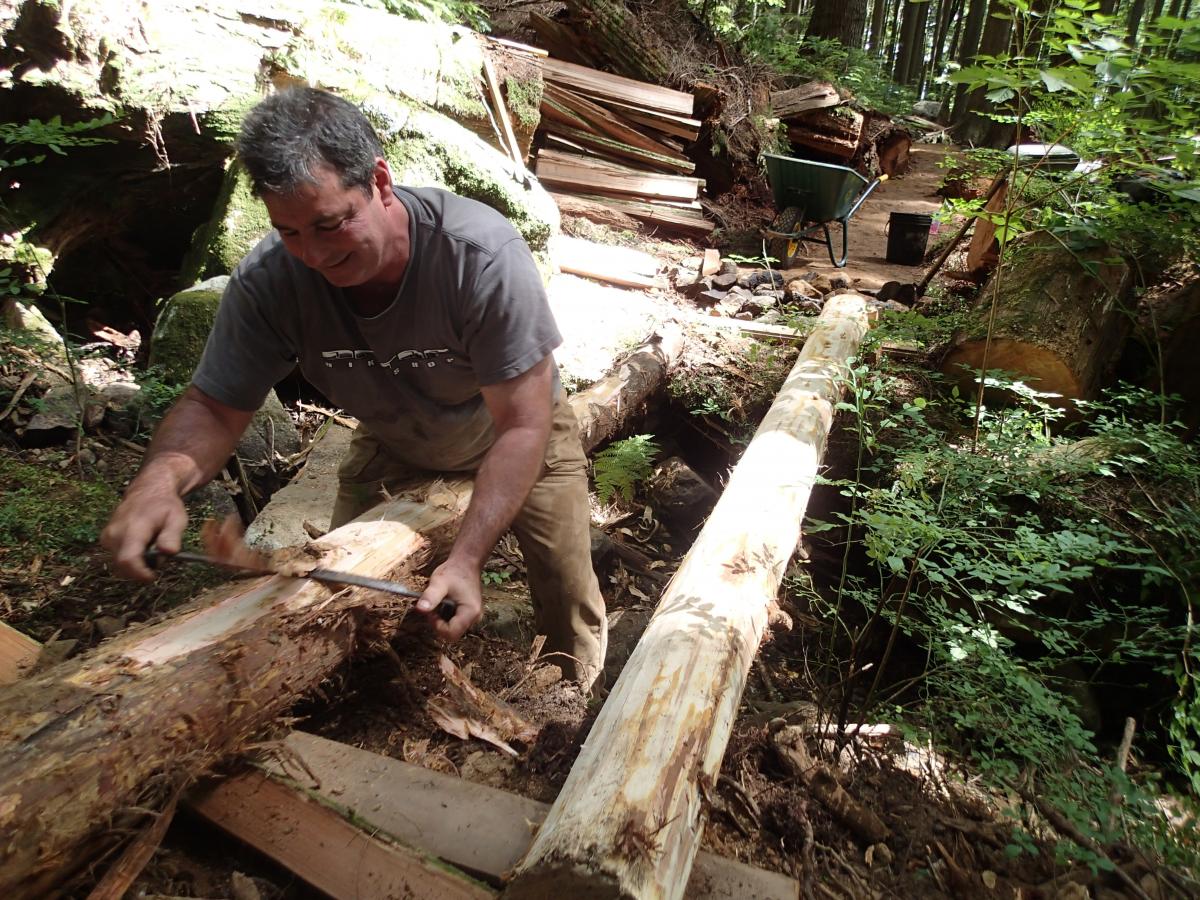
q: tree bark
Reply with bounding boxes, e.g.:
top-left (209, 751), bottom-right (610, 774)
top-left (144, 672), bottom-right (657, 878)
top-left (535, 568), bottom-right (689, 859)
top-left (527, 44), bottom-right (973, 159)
top-left (953, 7), bottom-right (1013, 145)
top-left (893, 0), bottom-right (921, 83)
top-left (805, 0), bottom-right (870, 48)
top-left (868, 0), bottom-right (891, 52)
top-left (506, 295), bottom-right (870, 900)
top-left (941, 234), bottom-right (1132, 403)
top-left (0, 489), bottom-right (474, 900)
top-left (951, 0), bottom-right (989, 121)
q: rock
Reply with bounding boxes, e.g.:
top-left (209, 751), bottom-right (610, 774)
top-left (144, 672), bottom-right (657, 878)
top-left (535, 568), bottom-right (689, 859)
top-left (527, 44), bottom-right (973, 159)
top-left (828, 273), bottom-right (852, 290)
top-left (22, 384), bottom-right (106, 440)
top-left (479, 586), bottom-right (534, 646)
top-left (230, 872), bottom-right (263, 900)
top-left (696, 288), bottom-right (729, 307)
top-left (807, 273), bottom-right (834, 294)
top-left (2, 299), bottom-right (64, 350)
top-left (245, 421), bottom-right (354, 551)
top-left (237, 390), bottom-right (302, 469)
top-left (148, 276), bottom-right (229, 384)
top-left (711, 271), bottom-right (739, 291)
top-left (677, 276), bottom-right (713, 299)
top-left (739, 291), bottom-right (781, 318)
top-left (718, 260), bottom-right (739, 277)
top-left (738, 270), bottom-right (784, 291)
top-left (912, 100), bottom-right (943, 120)
top-left (188, 481), bottom-right (241, 523)
top-left (795, 299), bottom-right (823, 316)
top-left (94, 615), bottom-right (127, 638)
top-left (589, 526), bottom-right (615, 570)
top-left (648, 456), bottom-right (718, 530)
top-left (786, 279), bottom-right (822, 302)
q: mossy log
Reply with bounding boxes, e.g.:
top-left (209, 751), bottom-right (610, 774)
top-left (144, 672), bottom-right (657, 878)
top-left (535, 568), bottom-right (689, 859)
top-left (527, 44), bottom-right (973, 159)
top-left (507, 294), bottom-right (870, 900)
top-left (941, 234), bottom-right (1131, 402)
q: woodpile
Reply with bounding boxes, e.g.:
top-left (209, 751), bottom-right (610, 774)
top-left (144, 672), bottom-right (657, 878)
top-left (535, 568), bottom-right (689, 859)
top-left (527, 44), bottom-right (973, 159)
top-left (530, 58), bottom-right (714, 238)
top-left (771, 82), bottom-right (913, 178)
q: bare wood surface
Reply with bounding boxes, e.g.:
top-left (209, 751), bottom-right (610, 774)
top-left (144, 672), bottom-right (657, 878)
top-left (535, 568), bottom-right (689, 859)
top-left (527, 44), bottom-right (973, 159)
top-left (0, 622), bottom-right (40, 684)
top-left (508, 295), bottom-right (870, 900)
top-left (0, 486), bottom-right (474, 899)
top-left (85, 789), bottom-right (181, 900)
top-left (551, 192), bottom-right (642, 230)
top-left (544, 83), bottom-right (685, 162)
top-left (770, 82), bottom-right (840, 119)
top-left (550, 234), bottom-right (660, 289)
top-left (544, 58), bottom-right (694, 116)
top-left (545, 122), bottom-right (696, 174)
top-left (596, 99), bottom-right (702, 141)
top-left (241, 731), bottom-right (799, 898)
top-left (535, 150), bottom-right (701, 202)
top-left (189, 773), bottom-right (495, 900)
top-left (561, 193), bottom-right (715, 237)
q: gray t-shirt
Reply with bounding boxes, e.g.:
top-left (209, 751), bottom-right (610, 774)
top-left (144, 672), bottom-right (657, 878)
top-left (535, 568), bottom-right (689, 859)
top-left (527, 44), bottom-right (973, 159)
top-left (192, 186), bottom-right (561, 471)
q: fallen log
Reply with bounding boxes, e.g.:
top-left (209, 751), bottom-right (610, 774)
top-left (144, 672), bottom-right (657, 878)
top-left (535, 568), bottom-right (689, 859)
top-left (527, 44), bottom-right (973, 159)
top-left (551, 192), bottom-right (643, 231)
top-left (0, 486), bottom-right (474, 899)
top-left (192, 731), bottom-right (801, 899)
top-left (550, 234), bottom-right (660, 289)
top-left (941, 233), bottom-right (1131, 402)
top-left (570, 323), bottom-right (686, 454)
top-left (786, 127), bottom-right (859, 162)
top-left (508, 294), bottom-right (870, 900)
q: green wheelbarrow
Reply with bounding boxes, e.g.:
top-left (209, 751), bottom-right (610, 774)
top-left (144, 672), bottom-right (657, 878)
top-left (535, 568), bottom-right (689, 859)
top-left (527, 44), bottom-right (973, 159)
top-left (762, 154), bottom-right (887, 268)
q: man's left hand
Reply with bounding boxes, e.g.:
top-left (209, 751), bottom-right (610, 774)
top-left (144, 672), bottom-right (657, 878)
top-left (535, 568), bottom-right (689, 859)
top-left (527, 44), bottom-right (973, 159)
top-left (417, 558), bottom-right (483, 641)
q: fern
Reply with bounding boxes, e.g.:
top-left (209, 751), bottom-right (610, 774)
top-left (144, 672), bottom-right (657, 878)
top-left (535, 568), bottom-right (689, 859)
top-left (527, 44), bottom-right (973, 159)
top-left (593, 435), bottom-right (660, 505)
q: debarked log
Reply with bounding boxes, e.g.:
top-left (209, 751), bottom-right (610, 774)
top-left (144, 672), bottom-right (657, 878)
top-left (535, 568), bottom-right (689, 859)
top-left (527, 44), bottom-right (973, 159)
top-left (0, 485), bottom-right (473, 900)
top-left (507, 294), bottom-right (870, 900)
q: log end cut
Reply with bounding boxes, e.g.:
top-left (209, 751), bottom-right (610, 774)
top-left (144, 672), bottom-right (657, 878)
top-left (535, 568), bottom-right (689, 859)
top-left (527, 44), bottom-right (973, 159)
top-left (941, 337), bottom-right (1083, 402)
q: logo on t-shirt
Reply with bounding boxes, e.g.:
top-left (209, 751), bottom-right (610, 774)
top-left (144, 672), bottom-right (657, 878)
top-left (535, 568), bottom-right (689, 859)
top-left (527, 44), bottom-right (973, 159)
top-left (321, 348), bottom-right (455, 372)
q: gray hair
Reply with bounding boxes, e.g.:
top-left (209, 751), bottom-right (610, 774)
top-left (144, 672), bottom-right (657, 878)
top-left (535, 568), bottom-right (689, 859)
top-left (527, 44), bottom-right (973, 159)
top-left (236, 87), bottom-right (385, 197)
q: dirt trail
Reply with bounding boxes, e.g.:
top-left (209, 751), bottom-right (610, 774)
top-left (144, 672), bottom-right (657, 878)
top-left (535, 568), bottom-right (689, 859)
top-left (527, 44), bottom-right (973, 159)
top-left (787, 143), bottom-right (958, 285)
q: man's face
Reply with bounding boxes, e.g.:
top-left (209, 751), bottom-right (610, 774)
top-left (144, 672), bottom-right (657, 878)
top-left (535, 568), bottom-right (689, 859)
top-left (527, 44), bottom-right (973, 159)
top-left (263, 160), bottom-right (399, 289)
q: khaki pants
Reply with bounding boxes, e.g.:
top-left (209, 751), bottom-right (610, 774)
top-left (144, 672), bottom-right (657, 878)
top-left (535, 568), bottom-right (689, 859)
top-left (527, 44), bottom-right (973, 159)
top-left (329, 397), bottom-right (607, 688)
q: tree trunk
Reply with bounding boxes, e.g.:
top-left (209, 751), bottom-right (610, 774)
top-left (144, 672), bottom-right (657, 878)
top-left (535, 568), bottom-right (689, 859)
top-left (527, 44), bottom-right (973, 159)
top-left (868, 0), bottom-right (891, 52)
top-left (905, 0), bottom-right (931, 89)
top-left (805, 0), bottom-right (870, 48)
top-left (506, 295), bottom-right (870, 900)
top-left (929, 0), bottom-right (962, 94)
top-left (559, 0), bottom-right (674, 85)
top-left (951, 0), bottom-right (989, 121)
top-left (893, 0), bottom-right (921, 83)
top-left (1126, 0), bottom-right (1148, 44)
top-left (953, 7), bottom-right (1013, 145)
top-left (941, 235), bottom-right (1132, 403)
top-left (887, 0), bottom-right (906, 69)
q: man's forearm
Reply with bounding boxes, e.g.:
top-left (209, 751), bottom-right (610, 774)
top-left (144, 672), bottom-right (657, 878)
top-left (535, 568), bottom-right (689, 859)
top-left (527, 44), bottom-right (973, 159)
top-left (132, 387), bottom-right (252, 497)
top-left (448, 422), bottom-right (549, 569)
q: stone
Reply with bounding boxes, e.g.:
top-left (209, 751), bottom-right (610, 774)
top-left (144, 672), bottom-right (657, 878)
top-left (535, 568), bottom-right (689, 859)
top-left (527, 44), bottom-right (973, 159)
top-left (807, 273), bottom-right (834, 294)
top-left (677, 276), bottom-right (713, 299)
top-left (738, 270), bottom-right (784, 291)
top-left (711, 271), bottom-right (739, 291)
top-left (696, 288), bottom-right (729, 307)
top-left (786, 278), bottom-right (822, 302)
top-left (912, 99), bottom-right (943, 120)
top-left (828, 273), bottom-right (852, 290)
top-left (148, 276), bottom-right (229, 384)
top-left (238, 390), bottom-right (302, 468)
top-left (648, 456), bottom-right (718, 530)
top-left (22, 383), bottom-right (106, 439)
top-left (718, 260), bottom-right (739, 277)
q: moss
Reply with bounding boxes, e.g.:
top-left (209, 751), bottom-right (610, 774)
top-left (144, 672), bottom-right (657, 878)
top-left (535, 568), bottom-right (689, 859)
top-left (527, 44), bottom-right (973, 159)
top-left (503, 74), bottom-right (543, 129)
top-left (147, 285), bottom-right (224, 384)
top-left (196, 97), bottom-right (258, 144)
top-left (0, 456), bottom-right (119, 565)
top-left (181, 162), bottom-right (272, 283)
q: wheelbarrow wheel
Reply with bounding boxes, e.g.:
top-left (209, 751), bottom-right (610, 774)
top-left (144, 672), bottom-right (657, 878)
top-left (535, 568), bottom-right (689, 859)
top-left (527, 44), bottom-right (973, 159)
top-left (767, 206), bottom-right (807, 268)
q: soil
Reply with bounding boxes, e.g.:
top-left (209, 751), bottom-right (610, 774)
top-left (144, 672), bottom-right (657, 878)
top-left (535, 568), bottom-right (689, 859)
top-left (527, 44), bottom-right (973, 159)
top-left (0, 137), bottom-right (1179, 900)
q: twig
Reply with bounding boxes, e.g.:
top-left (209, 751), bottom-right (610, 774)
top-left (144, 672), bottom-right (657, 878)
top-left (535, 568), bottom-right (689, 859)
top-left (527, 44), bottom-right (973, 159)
top-left (0, 371), bottom-right (35, 421)
top-left (1106, 717), bottom-right (1137, 832)
top-left (916, 173), bottom-right (1007, 295)
top-left (295, 400), bottom-right (357, 430)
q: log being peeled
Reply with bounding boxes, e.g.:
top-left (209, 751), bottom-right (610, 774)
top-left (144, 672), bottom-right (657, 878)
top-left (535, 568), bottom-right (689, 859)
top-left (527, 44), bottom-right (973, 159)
top-left (941, 233), bottom-right (1131, 403)
top-left (0, 485), bottom-right (472, 900)
top-left (507, 293), bottom-right (870, 900)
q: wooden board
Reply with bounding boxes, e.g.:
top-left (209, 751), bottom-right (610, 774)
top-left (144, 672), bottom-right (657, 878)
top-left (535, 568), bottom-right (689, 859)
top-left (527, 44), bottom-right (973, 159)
top-left (0, 622), bottom-right (39, 685)
top-left (544, 83), bottom-right (685, 163)
top-left (550, 234), bottom-right (659, 289)
top-left (550, 192), bottom-right (714, 237)
top-left (544, 58), bottom-right (695, 116)
top-left (544, 123), bottom-right (695, 175)
top-left (770, 81), bottom-right (840, 119)
top-left (535, 151), bottom-right (701, 202)
top-left (189, 773), bottom-right (495, 900)
top-left (593, 97), bottom-right (702, 141)
top-left (256, 732), bottom-right (800, 899)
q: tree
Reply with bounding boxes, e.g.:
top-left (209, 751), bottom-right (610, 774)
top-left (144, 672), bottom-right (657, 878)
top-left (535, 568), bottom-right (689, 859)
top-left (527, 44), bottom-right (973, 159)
top-left (806, 0), bottom-right (871, 48)
top-left (951, 0), bottom-right (990, 119)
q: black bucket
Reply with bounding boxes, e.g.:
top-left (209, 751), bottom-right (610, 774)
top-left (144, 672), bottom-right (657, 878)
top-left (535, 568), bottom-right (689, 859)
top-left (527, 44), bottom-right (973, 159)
top-left (885, 211), bottom-right (933, 265)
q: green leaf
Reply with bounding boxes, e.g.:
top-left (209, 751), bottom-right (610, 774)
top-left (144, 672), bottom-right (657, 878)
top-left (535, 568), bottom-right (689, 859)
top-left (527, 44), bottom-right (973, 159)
top-left (986, 87), bottom-right (1016, 103)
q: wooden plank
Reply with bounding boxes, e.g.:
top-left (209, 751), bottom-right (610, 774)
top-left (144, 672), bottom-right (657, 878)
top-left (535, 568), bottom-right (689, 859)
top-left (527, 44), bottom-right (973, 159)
top-left (544, 83), bottom-right (685, 162)
top-left (689, 312), bottom-right (812, 344)
top-left (770, 81), bottom-right (841, 119)
top-left (485, 35), bottom-right (549, 58)
top-left (545, 124), bottom-right (695, 175)
top-left (535, 155), bottom-right (700, 203)
top-left (508, 296), bottom-right (871, 900)
top-left (558, 192), bottom-right (715, 237)
top-left (550, 234), bottom-right (659, 289)
top-left (482, 53), bottom-right (526, 170)
top-left (261, 732), bottom-right (799, 900)
top-left (592, 97), bottom-right (702, 141)
top-left (544, 58), bottom-right (694, 116)
top-left (190, 774), bottom-right (494, 899)
top-left (0, 622), bottom-right (39, 684)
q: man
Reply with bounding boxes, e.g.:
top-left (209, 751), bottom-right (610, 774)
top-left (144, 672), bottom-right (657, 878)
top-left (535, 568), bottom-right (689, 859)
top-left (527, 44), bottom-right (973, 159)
top-left (102, 87), bottom-right (607, 687)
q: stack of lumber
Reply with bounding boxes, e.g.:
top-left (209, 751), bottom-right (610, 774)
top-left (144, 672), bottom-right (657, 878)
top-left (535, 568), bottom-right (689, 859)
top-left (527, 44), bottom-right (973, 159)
top-left (771, 82), bottom-right (912, 178)
top-left (532, 58), bottom-right (714, 238)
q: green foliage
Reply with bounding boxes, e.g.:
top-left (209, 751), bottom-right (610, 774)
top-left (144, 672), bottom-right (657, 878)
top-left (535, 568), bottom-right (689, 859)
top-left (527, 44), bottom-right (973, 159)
top-left (593, 435), bottom-right (660, 505)
top-left (370, 0), bottom-right (489, 31)
top-left (0, 113), bottom-right (115, 172)
top-left (0, 456), bottom-right (119, 564)
top-left (945, 1), bottom-right (1200, 264)
top-left (805, 366), bottom-right (1200, 867)
top-left (131, 366), bottom-right (186, 436)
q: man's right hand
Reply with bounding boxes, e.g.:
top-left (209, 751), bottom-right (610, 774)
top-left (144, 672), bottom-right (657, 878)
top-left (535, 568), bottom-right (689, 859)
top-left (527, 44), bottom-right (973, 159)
top-left (101, 478), bottom-right (189, 581)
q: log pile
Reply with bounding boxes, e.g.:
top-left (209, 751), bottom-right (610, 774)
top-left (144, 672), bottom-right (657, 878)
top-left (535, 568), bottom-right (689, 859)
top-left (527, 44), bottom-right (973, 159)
top-left (531, 58), bottom-right (714, 238)
top-left (771, 83), bottom-right (912, 178)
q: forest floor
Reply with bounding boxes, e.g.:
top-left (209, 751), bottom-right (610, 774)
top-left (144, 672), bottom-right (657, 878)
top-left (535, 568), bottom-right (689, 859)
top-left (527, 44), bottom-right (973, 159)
top-left (0, 139), bottom-right (1174, 900)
